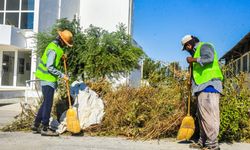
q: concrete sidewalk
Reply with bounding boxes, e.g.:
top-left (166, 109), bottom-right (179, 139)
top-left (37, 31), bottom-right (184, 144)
top-left (0, 102), bottom-right (22, 128)
top-left (0, 103), bottom-right (249, 150)
top-left (0, 132), bottom-right (249, 150)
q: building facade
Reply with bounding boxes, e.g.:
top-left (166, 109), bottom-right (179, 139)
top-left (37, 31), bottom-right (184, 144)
top-left (0, 0), bottom-right (138, 98)
top-left (220, 32), bottom-right (250, 78)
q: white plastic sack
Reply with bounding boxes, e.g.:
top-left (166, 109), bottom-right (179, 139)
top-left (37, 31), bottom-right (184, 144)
top-left (56, 81), bottom-right (105, 134)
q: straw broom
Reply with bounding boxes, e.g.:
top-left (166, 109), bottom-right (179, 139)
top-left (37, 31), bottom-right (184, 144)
top-left (176, 66), bottom-right (195, 140)
top-left (63, 56), bottom-right (81, 134)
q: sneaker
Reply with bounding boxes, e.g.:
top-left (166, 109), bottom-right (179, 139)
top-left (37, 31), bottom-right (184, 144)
top-left (189, 142), bottom-right (203, 149)
top-left (41, 126), bottom-right (59, 136)
top-left (31, 124), bottom-right (41, 134)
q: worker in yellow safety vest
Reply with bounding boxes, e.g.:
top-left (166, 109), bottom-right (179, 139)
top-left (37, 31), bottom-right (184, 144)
top-left (31, 30), bottom-right (73, 136)
top-left (181, 35), bottom-right (223, 150)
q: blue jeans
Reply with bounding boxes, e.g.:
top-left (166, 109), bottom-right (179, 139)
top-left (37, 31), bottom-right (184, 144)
top-left (34, 85), bottom-right (55, 127)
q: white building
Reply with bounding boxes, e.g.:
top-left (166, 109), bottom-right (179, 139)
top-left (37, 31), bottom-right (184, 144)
top-left (0, 0), bottom-right (140, 99)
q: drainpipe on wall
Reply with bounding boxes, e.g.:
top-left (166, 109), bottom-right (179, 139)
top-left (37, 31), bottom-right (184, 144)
top-left (128, 0), bottom-right (134, 35)
top-left (58, 0), bottom-right (61, 19)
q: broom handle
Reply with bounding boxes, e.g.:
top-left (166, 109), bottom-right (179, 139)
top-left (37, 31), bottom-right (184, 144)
top-left (63, 57), bottom-right (72, 108)
top-left (187, 65), bottom-right (192, 116)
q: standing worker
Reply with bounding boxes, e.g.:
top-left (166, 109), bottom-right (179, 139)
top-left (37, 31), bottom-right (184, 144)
top-left (31, 30), bottom-right (73, 136)
top-left (181, 35), bottom-right (223, 150)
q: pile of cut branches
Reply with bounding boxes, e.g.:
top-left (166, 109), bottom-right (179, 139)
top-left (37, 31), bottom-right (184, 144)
top-left (85, 78), bottom-right (186, 140)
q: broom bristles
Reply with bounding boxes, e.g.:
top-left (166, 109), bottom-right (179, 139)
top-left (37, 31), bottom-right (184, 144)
top-left (177, 116), bottom-right (195, 140)
top-left (66, 108), bottom-right (81, 133)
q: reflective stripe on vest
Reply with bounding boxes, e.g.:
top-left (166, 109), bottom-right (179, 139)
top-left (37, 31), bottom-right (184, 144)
top-left (193, 42), bottom-right (223, 85)
top-left (35, 42), bottom-right (64, 82)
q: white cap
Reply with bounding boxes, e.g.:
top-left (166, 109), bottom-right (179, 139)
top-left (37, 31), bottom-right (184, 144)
top-left (181, 35), bottom-right (193, 50)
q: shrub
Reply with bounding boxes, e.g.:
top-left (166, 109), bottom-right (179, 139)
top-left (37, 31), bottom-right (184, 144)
top-left (219, 72), bottom-right (250, 142)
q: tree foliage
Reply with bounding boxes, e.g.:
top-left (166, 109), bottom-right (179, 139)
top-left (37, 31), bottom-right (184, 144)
top-left (142, 58), bottom-right (167, 86)
top-left (36, 18), bottom-right (144, 80)
top-left (142, 58), bottom-right (184, 86)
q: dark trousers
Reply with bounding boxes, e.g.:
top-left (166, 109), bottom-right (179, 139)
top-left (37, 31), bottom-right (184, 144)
top-left (34, 85), bottom-right (55, 127)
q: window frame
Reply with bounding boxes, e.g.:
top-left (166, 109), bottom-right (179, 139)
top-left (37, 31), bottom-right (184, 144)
top-left (0, 0), bottom-right (34, 29)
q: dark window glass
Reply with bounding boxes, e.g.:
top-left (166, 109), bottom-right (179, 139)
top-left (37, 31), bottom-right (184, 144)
top-left (6, 0), bottom-right (20, 10)
top-left (0, 0), bottom-right (4, 10)
top-left (249, 54), bottom-right (250, 73)
top-left (233, 62), bottom-right (237, 75)
top-left (17, 51), bottom-right (31, 86)
top-left (2, 51), bottom-right (15, 86)
top-left (6, 13), bottom-right (19, 27)
top-left (243, 55), bottom-right (247, 72)
top-left (21, 12), bottom-right (33, 29)
top-left (22, 0), bottom-right (34, 10)
top-left (0, 13), bottom-right (3, 24)
top-left (237, 59), bottom-right (241, 74)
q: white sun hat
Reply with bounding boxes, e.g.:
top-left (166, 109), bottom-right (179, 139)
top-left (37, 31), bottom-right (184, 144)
top-left (181, 35), bottom-right (193, 50)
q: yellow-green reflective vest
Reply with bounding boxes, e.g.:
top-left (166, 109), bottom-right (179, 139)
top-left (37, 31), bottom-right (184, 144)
top-left (193, 42), bottom-right (223, 85)
top-left (35, 42), bottom-right (64, 82)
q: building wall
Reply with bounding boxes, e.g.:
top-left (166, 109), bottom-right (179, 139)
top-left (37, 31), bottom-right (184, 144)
top-left (38, 0), bottom-right (59, 31)
top-left (79, 0), bottom-right (132, 34)
top-left (0, 25), bottom-right (11, 45)
top-left (231, 52), bottom-right (250, 74)
top-left (10, 27), bottom-right (27, 48)
top-left (60, 0), bottom-right (80, 21)
top-left (0, 25), bottom-right (26, 48)
top-left (129, 67), bottom-right (142, 87)
top-left (0, 0), bottom-right (139, 93)
top-left (38, 0), bottom-right (133, 33)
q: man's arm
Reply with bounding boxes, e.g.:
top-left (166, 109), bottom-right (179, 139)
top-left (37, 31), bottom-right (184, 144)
top-left (46, 50), bottom-right (65, 78)
top-left (186, 43), bottom-right (214, 65)
top-left (199, 44), bottom-right (214, 65)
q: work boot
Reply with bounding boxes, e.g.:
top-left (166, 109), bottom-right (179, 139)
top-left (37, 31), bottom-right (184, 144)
top-left (31, 124), bottom-right (41, 134)
top-left (189, 142), bottom-right (203, 149)
top-left (40, 125), bottom-right (59, 136)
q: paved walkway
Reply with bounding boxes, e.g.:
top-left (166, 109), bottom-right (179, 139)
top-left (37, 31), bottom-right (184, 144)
top-left (0, 102), bottom-right (249, 150)
top-left (0, 132), bottom-right (249, 150)
top-left (0, 102), bottom-right (21, 128)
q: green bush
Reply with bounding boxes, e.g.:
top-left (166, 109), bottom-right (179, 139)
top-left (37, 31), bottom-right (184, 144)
top-left (219, 72), bottom-right (250, 142)
top-left (36, 18), bottom-right (144, 81)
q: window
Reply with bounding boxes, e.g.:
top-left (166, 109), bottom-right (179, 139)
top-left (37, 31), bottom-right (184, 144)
top-left (249, 54), bottom-right (250, 73)
top-left (21, 12), bottom-right (33, 29)
top-left (0, 0), bottom-right (34, 29)
top-left (233, 62), bottom-right (237, 75)
top-left (6, 13), bottom-right (19, 27)
top-left (0, 0), bottom-right (4, 10)
top-left (22, 0), bottom-right (34, 10)
top-left (1, 51), bottom-right (15, 86)
top-left (6, 0), bottom-right (20, 10)
top-left (17, 51), bottom-right (31, 86)
top-left (0, 13), bottom-right (3, 24)
top-left (242, 55), bottom-right (248, 72)
top-left (237, 59), bottom-right (241, 73)
top-left (18, 58), bottom-right (25, 74)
